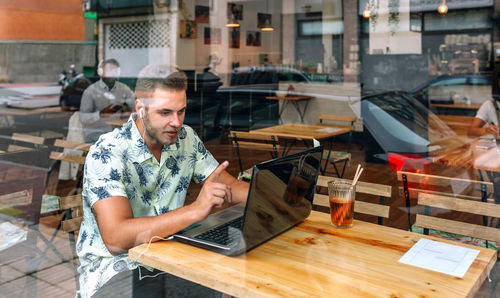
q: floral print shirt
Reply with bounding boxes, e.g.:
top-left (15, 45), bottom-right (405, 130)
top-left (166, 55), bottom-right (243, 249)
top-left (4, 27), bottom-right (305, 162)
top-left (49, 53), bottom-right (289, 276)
top-left (76, 115), bottom-right (218, 298)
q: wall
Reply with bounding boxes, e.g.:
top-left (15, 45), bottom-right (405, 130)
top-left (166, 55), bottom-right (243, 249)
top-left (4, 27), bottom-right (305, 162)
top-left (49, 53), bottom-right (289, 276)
top-left (176, 0), bottom-right (282, 85)
top-left (0, 0), bottom-right (85, 41)
top-left (0, 42), bottom-right (96, 82)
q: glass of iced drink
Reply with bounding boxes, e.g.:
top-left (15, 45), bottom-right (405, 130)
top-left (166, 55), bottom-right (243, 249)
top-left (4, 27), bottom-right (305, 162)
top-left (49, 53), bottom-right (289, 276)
top-left (327, 178), bottom-right (355, 228)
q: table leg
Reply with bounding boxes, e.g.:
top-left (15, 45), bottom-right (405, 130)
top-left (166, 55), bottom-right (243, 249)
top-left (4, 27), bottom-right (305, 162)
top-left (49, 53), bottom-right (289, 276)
top-left (278, 100), bottom-right (289, 124)
top-left (291, 100), bottom-right (310, 123)
top-left (321, 138), bottom-right (334, 175)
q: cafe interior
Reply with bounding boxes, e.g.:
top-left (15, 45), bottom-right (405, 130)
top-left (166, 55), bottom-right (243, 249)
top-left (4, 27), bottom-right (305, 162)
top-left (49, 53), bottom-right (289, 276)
top-left (1, 0), bottom-right (500, 296)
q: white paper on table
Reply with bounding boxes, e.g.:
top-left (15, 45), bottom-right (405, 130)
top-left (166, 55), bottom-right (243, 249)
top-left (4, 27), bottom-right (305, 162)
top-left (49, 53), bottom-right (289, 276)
top-left (398, 238), bottom-right (480, 278)
top-left (316, 127), bottom-right (341, 133)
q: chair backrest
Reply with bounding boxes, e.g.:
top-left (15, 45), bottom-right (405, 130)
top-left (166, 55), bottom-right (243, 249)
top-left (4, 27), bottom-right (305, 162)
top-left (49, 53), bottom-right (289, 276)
top-left (397, 171), bottom-right (494, 202)
top-left (229, 131), bottom-right (279, 175)
top-left (51, 139), bottom-right (90, 236)
top-left (49, 139), bottom-right (91, 165)
top-left (314, 175), bottom-right (391, 224)
top-left (397, 170), bottom-right (494, 232)
top-left (59, 194), bottom-right (83, 233)
top-left (317, 114), bottom-right (356, 129)
top-left (416, 192), bottom-right (500, 243)
top-left (53, 139), bottom-right (91, 152)
top-left (7, 133), bottom-right (45, 153)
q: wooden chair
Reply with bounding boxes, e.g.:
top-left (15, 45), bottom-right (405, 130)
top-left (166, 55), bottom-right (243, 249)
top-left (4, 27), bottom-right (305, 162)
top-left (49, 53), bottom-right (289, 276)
top-left (415, 192), bottom-right (500, 244)
top-left (49, 139), bottom-right (90, 165)
top-left (397, 171), bottom-right (494, 233)
top-left (49, 139), bottom-right (90, 222)
top-left (317, 114), bottom-right (356, 178)
top-left (229, 131), bottom-right (279, 180)
top-left (313, 175), bottom-right (391, 225)
top-left (7, 132), bottom-right (45, 153)
top-left (48, 139), bottom-right (90, 292)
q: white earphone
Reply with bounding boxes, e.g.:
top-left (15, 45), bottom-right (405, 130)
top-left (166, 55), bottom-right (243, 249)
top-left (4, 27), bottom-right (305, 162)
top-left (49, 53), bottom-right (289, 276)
top-left (139, 108), bottom-right (144, 118)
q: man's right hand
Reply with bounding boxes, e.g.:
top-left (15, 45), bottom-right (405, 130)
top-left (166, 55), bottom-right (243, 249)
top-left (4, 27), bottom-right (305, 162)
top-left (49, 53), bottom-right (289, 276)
top-left (190, 161), bottom-right (232, 221)
top-left (485, 124), bottom-right (500, 136)
top-left (99, 104), bottom-right (119, 117)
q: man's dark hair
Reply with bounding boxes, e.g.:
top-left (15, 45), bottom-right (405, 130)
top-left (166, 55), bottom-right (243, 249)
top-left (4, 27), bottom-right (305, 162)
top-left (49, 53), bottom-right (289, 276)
top-left (135, 72), bottom-right (188, 94)
top-left (103, 58), bottom-right (120, 68)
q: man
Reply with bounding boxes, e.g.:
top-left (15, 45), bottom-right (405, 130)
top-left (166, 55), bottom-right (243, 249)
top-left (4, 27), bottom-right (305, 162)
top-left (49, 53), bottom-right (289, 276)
top-left (468, 71), bottom-right (500, 137)
top-left (76, 71), bottom-right (249, 298)
top-left (80, 58), bottom-right (135, 143)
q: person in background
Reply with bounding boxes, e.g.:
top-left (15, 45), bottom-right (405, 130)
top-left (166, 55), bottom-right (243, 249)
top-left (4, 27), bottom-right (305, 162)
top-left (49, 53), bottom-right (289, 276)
top-left (77, 69), bottom-right (249, 298)
top-left (79, 58), bottom-right (135, 143)
top-left (468, 68), bottom-right (500, 137)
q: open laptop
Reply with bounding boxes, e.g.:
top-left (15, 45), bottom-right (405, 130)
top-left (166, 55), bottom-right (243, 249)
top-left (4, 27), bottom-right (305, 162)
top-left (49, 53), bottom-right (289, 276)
top-left (174, 146), bottom-right (323, 256)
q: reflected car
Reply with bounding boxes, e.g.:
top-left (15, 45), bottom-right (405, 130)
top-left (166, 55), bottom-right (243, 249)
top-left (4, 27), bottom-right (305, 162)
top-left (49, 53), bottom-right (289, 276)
top-left (409, 74), bottom-right (491, 114)
top-left (361, 91), bottom-right (467, 172)
top-left (216, 66), bottom-right (313, 129)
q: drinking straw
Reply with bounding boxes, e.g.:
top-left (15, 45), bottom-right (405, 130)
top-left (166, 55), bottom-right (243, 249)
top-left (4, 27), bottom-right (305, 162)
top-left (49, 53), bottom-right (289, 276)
top-left (352, 164), bottom-right (363, 186)
top-left (352, 168), bottom-right (363, 186)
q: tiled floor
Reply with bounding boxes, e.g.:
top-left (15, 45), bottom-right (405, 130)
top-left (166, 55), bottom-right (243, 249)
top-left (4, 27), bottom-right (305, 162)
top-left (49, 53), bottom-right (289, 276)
top-left (0, 223), bottom-right (78, 297)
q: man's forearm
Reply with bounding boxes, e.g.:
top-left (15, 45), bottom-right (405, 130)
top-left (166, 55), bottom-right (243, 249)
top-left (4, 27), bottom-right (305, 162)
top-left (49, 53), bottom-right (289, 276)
top-left (95, 202), bottom-right (199, 255)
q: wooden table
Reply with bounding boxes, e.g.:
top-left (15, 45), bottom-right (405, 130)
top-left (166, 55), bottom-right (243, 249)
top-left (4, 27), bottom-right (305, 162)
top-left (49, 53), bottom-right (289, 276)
top-left (129, 211), bottom-right (496, 297)
top-left (251, 122), bottom-right (352, 158)
top-left (266, 95), bottom-right (312, 123)
top-left (105, 118), bottom-right (128, 127)
top-left (430, 104), bottom-right (480, 117)
top-left (430, 104), bottom-right (480, 110)
top-left (251, 123), bottom-right (352, 141)
top-left (432, 137), bottom-right (500, 171)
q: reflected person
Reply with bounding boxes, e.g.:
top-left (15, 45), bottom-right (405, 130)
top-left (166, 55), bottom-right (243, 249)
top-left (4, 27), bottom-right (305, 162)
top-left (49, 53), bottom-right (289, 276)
top-left (468, 73), bottom-right (500, 137)
top-left (76, 70), bottom-right (249, 298)
top-left (79, 58), bottom-right (135, 143)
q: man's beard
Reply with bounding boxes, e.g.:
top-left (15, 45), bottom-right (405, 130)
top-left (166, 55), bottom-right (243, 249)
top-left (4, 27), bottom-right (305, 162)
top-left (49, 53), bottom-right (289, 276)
top-left (142, 115), bottom-right (179, 146)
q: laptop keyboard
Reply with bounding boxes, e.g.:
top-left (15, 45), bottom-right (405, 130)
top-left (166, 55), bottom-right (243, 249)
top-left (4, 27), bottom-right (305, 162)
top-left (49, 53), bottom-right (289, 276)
top-left (194, 217), bottom-right (244, 246)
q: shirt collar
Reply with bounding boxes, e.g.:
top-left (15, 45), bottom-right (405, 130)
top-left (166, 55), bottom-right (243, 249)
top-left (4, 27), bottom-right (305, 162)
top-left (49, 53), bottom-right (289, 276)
top-left (98, 79), bottom-right (116, 92)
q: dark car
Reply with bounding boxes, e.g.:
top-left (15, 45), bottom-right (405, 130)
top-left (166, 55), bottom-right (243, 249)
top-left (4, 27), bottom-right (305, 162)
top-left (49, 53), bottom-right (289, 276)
top-left (361, 91), bottom-right (465, 171)
top-left (217, 66), bottom-right (312, 129)
top-left (59, 75), bottom-right (99, 111)
top-left (409, 74), bottom-right (491, 114)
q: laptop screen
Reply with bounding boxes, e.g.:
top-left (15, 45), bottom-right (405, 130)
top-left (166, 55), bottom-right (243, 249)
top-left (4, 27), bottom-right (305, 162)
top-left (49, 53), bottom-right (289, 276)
top-left (242, 146), bottom-right (323, 252)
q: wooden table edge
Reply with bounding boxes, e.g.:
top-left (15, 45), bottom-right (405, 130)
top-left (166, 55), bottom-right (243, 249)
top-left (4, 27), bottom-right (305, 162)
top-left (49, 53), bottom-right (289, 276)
top-left (250, 125), bottom-right (353, 140)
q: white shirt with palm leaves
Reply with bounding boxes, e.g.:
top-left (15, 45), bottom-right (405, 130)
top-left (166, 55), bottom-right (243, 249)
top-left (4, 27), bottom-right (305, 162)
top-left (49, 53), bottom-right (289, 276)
top-left (76, 116), bottom-right (218, 298)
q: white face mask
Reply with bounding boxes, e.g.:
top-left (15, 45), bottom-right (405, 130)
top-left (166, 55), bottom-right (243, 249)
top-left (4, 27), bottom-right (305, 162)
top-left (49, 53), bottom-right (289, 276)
top-left (103, 65), bottom-right (121, 78)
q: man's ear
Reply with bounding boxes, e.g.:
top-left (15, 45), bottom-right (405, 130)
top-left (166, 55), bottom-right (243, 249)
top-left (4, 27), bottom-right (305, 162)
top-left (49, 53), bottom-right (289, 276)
top-left (135, 99), bottom-right (145, 117)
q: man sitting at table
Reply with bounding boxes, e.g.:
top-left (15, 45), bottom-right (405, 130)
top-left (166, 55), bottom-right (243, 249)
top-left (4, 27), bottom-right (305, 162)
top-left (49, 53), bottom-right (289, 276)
top-left (468, 71), bottom-right (500, 137)
top-left (76, 70), bottom-right (249, 298)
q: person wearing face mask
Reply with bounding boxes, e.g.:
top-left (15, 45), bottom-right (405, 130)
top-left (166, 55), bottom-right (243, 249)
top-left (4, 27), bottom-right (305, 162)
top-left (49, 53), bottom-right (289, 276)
top-left (79, 58), bottom-right (135, 143)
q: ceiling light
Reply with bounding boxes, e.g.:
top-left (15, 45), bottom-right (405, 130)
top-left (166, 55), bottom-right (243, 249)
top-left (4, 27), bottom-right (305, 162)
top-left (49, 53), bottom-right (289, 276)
top-left (363, 3), bottom-right (370, 18)
top-left (438, 0), bottom-right (448, 14)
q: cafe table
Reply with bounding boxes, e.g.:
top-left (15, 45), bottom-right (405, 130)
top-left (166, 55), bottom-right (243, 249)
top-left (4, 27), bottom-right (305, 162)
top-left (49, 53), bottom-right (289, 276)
top-left (129, 211), bottom-right (496, 297)
top-left (432, 137), bottom-right (500, 181)
top-left (265, 95), bottom-right (313, 123)
top-left (251, 123), bottom-right (353, 174)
